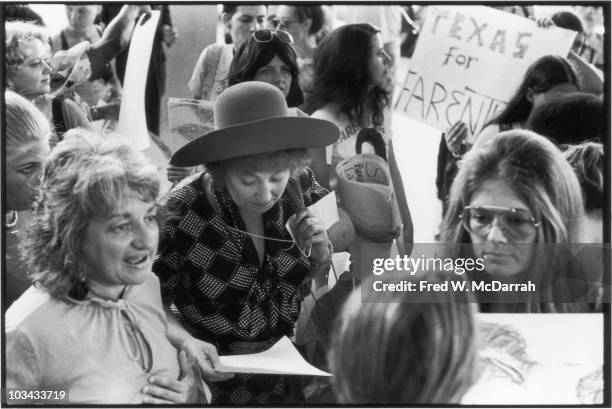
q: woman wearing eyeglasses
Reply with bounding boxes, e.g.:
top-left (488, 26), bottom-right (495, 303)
top-left (228, 29), bottom-right (303, 108)
top-left (441, 130), bottom-right (599, 312)
top-left (303, 23), bottom-right (393, 190)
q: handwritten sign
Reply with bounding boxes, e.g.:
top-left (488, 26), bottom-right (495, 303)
top-left (394, 6), bottom-right (576, 135)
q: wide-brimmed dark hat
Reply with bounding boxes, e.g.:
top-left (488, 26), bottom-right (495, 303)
top-left (171, 81), bottom-right (339, 166)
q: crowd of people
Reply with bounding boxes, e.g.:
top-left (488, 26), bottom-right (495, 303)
top-left (3, 3), bottom-right (607, 405)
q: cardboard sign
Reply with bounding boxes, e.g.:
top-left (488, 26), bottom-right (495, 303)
top-left (394, 6), bottom-right (576, 135)
top-left (117, 11), bottom-right (160, 150)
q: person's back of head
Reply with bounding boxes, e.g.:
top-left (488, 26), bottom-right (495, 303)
top-left (490, 55), bottom-right (579, 127)
top-left (4, 5), bottom-right (45, 26)
top-left (564, 141), bottom-right (604, 212)
top-left (292, 5), bottom-right (325, 36)
top-left (552, 10), bottom-right (584, 32)
top-left (329, 273), bottom-right (476, 403)
top-left (526, 92), bottom-right (603, 145)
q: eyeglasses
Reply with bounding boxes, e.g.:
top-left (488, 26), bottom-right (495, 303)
top-left (460, 206), bottom-right (540, 241)
top-left (251, 29), bottom-right (293, 44)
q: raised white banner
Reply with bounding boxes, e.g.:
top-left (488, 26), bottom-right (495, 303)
top-left (117, 10), bottom-right (160, 150)
top-left (394, 6), bottom-right (576, 135)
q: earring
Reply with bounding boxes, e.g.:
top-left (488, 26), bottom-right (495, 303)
top-left (76, 265), bottom-right (88, 282)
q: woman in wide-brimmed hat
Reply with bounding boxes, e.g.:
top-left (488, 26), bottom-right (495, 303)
top-left (153, 81), bottom-right (347, 404)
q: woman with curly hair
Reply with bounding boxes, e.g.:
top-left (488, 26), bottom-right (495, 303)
top-left (303, 23), bottom-right (392, 189)
top-left (6, 130), bottom-right (211, 404)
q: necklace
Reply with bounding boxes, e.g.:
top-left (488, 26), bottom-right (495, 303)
top-left (4, 210), bottom-right (18, 230)
top-left (224, 225), bottom-right (312, 258)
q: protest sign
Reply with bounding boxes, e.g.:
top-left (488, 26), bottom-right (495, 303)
top-left (394, 6), bottom-right (576, 135)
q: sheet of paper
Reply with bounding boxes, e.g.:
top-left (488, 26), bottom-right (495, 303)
top-left (216, 336), bottom-right (331, 376)
top-left (117, 11), bottom-right (160, 150)
top-left (328, 251), bottom-right (351, 288)
top-left (285, 191), bottom-right (340, 244)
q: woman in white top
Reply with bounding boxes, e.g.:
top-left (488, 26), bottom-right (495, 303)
top-left (6, 130), bottom-right (222, 404)
top-left (188, 4), bottom-right (267, 101)
top-left (303, 23), bottom-right (392, 189)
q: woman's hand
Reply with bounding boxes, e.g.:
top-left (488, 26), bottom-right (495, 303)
top-left (162, 25), bottom-right (179, 47)
top-left (142, 351), bottom-right (197, 404)
top-left (533, 15), bottom-right (554, 28)
top-left (444, 121), bottom-right (470, 158)
top-left (180, 337), bottom-right (235, 382)
top-left (292, 208), bottom-right (330, 263)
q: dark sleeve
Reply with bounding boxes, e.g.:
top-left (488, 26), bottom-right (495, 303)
top-left (160, 5), bottom-right (172, 27)
top-left (436, 133), bottom-right (449, 200)
top-left (300, 167), bottom-right (329, 207)
top-left (87, 40), bottom-right (121, 81)
top-left (153, 196), bottom-right (188, 306)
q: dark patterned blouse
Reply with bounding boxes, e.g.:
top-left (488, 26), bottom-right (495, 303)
top-left (153, 169), bottom-right (327, 404)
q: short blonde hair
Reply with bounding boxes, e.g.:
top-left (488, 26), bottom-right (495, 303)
top-left (330, 273), bottom-right (477, 403)
top-left (5, 90), bottom-right (50, 155)
top-left (5, 21), bottom-right (50, 68)
top-left (21, 129), bottom-right (161, 300)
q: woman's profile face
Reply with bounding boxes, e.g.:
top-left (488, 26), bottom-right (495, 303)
top-left (367, 33), bottom-right (392, 91)
top-left (253, 54), bottom-right (292, 97)
top-left (67, 5), bottom-right (99, 30)
top-left (466, 178), bottom-right (537, 278)
top-left (6, 139), bottom-right (50, 211)
top-left (8, 39), bottom-right (52, 98)
top-left (276, 6), bottom-right (308, 45)
top-left (80, 194), bottom-right (159, 297)
top-left (227, 5), bottom-right (267, 49)
top-left (224, 167), bottom-right (291, 214)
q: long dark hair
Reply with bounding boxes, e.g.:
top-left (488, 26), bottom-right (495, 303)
top-left (488, 55), bottom-right (579, 127)
top-left (303, 23), bottom-right (389, 129)
top-left (227, 35), bottom-right (304, 107)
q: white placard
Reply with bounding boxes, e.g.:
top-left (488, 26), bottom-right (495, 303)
top-left (117, 11), bottom-right (161, 150)
top-left (394, 6), bottom-right (576, 135)
top-left (216, 336), bottom-right (331, 376)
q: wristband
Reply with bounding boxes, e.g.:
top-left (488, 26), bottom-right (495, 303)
top-left (310, 241), bottom-right (334, 266)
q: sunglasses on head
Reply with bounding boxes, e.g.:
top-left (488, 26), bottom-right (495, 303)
top-left (459, 205), bottom-right (540, 241)
top-left (251, 29), bottom-right (293, 44)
